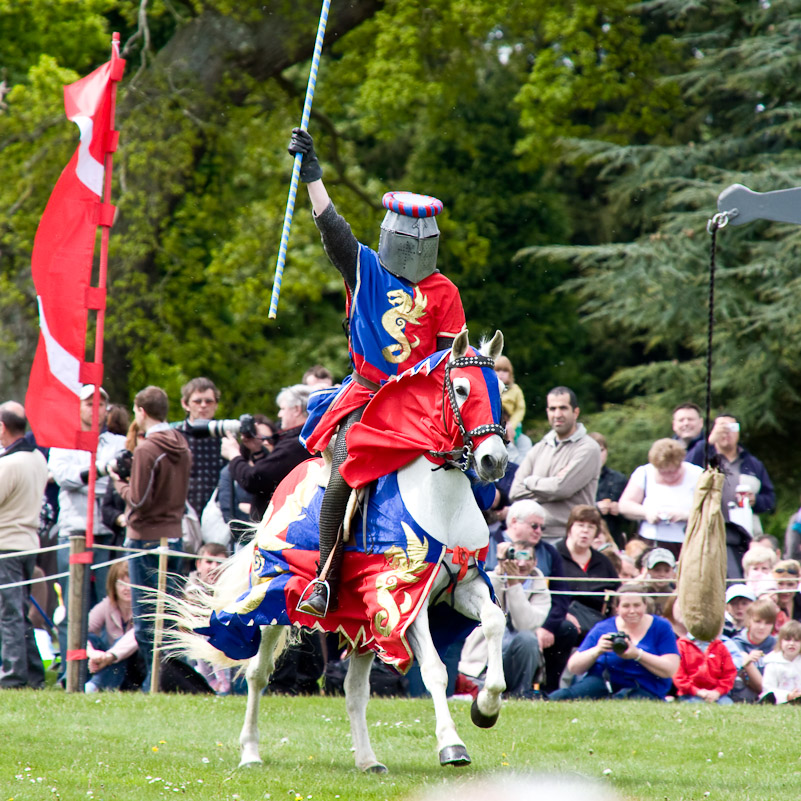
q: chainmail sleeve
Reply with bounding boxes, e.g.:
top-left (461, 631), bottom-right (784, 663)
top-left (313, 201), bottom-right (359, 293)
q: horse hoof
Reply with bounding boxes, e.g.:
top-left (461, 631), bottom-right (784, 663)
top-left (470, 698), bottom-right (499, 729)
top-left (237, 758), bottom-right (263, 769)
top-left (363, 763), bottom-right (388, 774)
top-left (439, 745), bottom-right (471, 767)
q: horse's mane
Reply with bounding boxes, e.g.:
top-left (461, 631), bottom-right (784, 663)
top-left (477, 336), bottom-right (496, 358)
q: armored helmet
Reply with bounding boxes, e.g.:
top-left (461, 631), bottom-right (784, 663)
top-left (378, 191), bottom-right (443, 283)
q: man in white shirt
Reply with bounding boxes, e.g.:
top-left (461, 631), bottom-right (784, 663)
top-left (0, 401), bottom-right (48, 688)
top-left (48, 385), bottom-right (125, 681)
top-left (460, 508), bottom-right (551, 697)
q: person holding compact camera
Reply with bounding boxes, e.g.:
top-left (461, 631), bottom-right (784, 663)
top-left (48, 385), bottom-right (126, 684)
top-left (459, 536), bottom-right (551, 698)
top-left (686, 413), bottom-right (775, 529)
top-left (101, 421), bottom-right (143, 544)
top-left (547, 583), bottom-right (679, 700)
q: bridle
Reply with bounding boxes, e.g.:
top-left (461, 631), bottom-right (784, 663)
top-left (428, 354), bottom-right (507, 472)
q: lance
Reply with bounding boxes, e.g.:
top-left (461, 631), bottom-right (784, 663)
top-left (268, 0), bottom-right (332, 319)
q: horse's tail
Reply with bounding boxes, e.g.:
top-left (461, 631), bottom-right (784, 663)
top-left (159, 544), bottom-right (257, 668)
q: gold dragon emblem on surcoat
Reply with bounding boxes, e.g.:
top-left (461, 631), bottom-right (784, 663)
top-left (374, 522), bottom-right (431, 637)
top-left (381, 287), bottom-right (428, 364)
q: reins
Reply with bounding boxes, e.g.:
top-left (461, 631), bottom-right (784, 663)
top-left (427, 353), bottom-right (507, 472)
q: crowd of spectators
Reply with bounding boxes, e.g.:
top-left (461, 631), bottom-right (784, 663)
top-left (0, 366), bottom-right (327, 694)
top-left (3, 353), bottom-right (800, 707)
top-left (458, 387), bottom-right (801, 703)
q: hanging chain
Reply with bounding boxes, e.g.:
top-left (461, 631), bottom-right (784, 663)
top-left (704, 215), bottom-right (724, 472)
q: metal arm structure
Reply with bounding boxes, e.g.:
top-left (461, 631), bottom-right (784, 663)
top-left (716, 183), bottom-right (801, 227)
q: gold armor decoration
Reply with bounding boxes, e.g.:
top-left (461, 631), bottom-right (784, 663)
top-left (381, 287), bottom-right (427, 364)
top-left (374, 522), bottom-right (430, 636)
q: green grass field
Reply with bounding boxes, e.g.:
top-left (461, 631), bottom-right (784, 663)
top-left (3, 690), bottom-right (801, 801)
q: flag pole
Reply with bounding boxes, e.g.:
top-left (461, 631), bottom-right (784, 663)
top-left (65, 33), bottom-right (126, 692)
top-left (83, 30), bottom-right (123, 596)
top-left (267, 0), bottom-right (331, 319)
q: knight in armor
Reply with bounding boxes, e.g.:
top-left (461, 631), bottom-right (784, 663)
top-left (288, 128), bottom-right (466, 617)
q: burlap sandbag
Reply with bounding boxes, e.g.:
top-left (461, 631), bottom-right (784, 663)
top-left (677, 468), bottom-right (727, 641)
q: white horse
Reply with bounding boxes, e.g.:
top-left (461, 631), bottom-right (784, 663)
top-left (168, 330), bottom-right (509, 772)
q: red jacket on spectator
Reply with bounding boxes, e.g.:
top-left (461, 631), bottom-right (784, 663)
top-left (675, 637), bottom-right (737, 697)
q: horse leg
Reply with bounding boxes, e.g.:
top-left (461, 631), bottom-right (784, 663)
top-left (239, 625), bottom-right (285, 768)
top-left (452, 580), bottom-right (506, 728)
top-left (344, 651), bottom-right (387, 773)
top-left (407, 608), bottom-right (471, 767)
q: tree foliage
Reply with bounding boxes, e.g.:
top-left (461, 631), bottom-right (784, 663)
top-left (517, 0), bottom-right (801, 523)
top-left (1, 0), bottom-right (594, 419)
top-left (7, 0), bottom-right (801, 527)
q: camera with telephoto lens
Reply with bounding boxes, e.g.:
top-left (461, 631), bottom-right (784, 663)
top-left (109, 448), bottom-right (134, 481)
top-left (505, 545), bottom-right (533, 562)
top-left (608, 631), bottom-right (631, 656)
top-left (184, 413), bottom-right (257, 439)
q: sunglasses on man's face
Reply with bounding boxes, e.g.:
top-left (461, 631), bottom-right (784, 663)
top-left (775, 566), bottom-right (800, 576)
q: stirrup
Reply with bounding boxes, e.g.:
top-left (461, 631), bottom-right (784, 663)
top-left (296, 578), bottom-right (330, 617)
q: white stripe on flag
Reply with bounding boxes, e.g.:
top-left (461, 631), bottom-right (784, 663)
top-left (71, 115), bottom-right (104, 196)
top-left (36, 296), bottom-right (81, 396)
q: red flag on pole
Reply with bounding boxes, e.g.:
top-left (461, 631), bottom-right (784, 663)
top-left (26, 44), bottom-right (125, 449)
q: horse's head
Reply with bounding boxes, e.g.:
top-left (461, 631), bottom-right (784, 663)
top-left (440, 329), bottom-right (508, 482)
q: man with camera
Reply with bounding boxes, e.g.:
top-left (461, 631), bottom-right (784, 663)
top-left (220, 384), bottom-right (311, 522)
top-left (501, 499), bottom-right (581, 694)
top-left (174, 377), bottom-right (225, 518)
top-left (685, 413), bottom-right (775, 523)
top-left (48, 385), bottom-right (126, 682)
top-left (109, 385), bottom-right (191, 691)
top-left (460, 525), bottom-right (551, 698)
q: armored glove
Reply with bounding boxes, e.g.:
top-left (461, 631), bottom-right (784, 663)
top-left (288, 127), bottom-right (323, 183)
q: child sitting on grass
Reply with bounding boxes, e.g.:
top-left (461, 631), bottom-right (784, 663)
top-left (730, 598), bottom-right (777, 702)
top-left (759, 620), bottom-right (801, 704)
top-left (674, 625), bottom-right (737, 705)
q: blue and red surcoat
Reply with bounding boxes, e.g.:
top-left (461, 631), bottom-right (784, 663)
top-left (300, 244), bottom-right (465, 453)
top-left (196, 458), bottom-right (490, 672)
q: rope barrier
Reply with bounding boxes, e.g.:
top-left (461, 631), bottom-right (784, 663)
top-left (1, 541), bottom-right (225, 592)
top-left (0, 542), bottom-right (68, 561)
top-left (512, 586), bottom-right (675, 598)
top-left (3, 541), bottom-right (786, 596)
top-left (495, 572), bottom-right (774, 585)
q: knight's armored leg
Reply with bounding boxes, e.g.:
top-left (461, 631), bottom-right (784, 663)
top-left (298, 406), bottom-right (366, 617)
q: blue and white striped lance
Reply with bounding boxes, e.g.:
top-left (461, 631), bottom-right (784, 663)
top-left (268, 0), bottom-right (332, 319)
